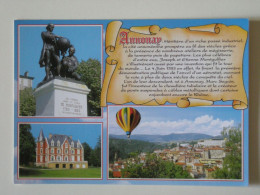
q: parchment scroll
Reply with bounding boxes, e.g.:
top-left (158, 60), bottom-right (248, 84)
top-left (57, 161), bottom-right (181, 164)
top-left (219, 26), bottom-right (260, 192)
top-left (101, 21), bottom-right (248, 109)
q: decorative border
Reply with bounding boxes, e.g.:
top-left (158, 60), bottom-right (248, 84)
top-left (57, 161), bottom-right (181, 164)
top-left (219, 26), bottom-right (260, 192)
top-left (16, 24), bottom-right (104, 119)
top-left (16, 122), bottom-right (103, 181)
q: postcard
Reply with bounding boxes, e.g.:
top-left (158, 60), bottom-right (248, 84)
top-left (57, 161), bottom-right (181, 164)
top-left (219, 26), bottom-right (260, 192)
top-left (14, 19), bottom-right (249, 186)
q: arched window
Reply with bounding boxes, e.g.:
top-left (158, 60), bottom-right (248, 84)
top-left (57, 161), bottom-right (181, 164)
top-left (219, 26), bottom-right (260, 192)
top-left (64, 156), bottom-right (68, 161)
top-left (71, 149), bottom-right (74, 154)
top-left (40, 142), bottom-right (43, 147)
top-left (57, 156), bottom-right (61, 161)
top-left (51, 156), bottom-right (55, 161)
top-left (40, 148), bottom-right (43, 154)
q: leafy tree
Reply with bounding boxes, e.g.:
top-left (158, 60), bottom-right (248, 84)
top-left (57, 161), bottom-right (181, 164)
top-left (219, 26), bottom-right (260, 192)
top-left (19, 88), bottom-right (36, 116)
top-left (82, 142), bottom-right (92, 162)
top-left (76, 59), bottom-right (101, 116)
top-left (213, 125), bottom-right (242, 179)
top-left (88, 136), bottom-right (101, 167)
top-left (19, 124), bottom-right (36, 166)
top-left (122, 153), bottom-right (191, 179)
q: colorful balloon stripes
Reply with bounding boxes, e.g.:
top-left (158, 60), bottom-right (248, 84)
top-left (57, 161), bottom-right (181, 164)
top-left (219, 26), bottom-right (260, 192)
top-left (116, 107), bottom-right (141, 138)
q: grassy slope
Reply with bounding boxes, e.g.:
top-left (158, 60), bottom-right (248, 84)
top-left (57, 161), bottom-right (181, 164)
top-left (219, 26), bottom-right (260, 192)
top-left (19, 167), bottom-right (101, 178)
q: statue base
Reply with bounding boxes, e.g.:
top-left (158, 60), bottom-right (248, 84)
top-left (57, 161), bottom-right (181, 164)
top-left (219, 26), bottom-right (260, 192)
top-left (34, 77), bottom-right (90, 117)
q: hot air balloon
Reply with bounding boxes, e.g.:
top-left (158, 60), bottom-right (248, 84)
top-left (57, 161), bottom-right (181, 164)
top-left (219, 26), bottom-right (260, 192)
top-left (116, 107), bottom-right (141, 138)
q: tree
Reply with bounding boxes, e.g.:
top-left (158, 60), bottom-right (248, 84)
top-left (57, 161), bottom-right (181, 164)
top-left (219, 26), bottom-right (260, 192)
top-left (213, 125), bottom-right (242, 179)
top-left (122, 153), bottom-right (191, 179)
top-left (19, 88), bottom-right (36, 116)
top-left (19, 124), bottom-right (36, 166)
top-left (76, 59), bottom-right (101, 116)
top-left (82, 142), bottom-right (92, 162)
top-left (88, 136), bottom-right (101, 167)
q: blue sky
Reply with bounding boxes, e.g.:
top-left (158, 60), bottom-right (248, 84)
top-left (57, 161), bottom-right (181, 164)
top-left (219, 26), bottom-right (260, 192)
top-left (108, 106), bottom-right (242, 136)
top-left (18, 25), bottom-right (102, 88)
top-left (29, 123), bottom-right (101, 149)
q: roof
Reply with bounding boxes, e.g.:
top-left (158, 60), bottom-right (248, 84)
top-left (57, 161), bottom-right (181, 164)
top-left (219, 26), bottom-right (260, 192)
top-left (37, 131), bottom-right (81, 148)
top-left (176, 162), bottom-right (186, 166)
top-left (48, 134), bottom-right (80, 148)
top-left (194, 163), bottom-right (204, 166)
top-left (37, 129), bottom-right (45, 142)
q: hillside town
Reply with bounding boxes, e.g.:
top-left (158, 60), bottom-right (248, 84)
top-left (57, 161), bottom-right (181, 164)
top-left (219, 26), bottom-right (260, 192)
top-left (109, 138), bottom-right (232, 179)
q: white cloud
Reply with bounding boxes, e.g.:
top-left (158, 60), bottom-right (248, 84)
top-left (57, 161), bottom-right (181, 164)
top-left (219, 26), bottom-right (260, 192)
top-left (194, 115), bottom-right (213, 124)
top-left (109, 114), bottom-right (235, 136)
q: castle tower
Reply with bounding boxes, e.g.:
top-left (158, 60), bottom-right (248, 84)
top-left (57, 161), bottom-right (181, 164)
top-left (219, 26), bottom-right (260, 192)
top-left (36, 129), bottom-right (46, 166)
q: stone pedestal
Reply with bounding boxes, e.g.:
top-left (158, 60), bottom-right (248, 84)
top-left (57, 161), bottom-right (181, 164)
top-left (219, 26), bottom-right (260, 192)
top-left (34, 78), bottom-right (90, 117)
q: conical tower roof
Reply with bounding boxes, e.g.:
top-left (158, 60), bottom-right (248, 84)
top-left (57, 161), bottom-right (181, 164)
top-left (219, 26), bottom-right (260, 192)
top-left (38, 128), bottom-right (45, 142)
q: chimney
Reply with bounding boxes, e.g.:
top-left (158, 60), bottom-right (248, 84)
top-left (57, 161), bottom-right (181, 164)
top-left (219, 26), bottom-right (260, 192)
top-left (24, 71), bottom-right (29, 77)
top-left (49, 133), bottom-right (52, 139)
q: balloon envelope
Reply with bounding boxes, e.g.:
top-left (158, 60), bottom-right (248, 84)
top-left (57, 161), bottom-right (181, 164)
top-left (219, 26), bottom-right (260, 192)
top-left (116, 107), bottom-right (141, 138)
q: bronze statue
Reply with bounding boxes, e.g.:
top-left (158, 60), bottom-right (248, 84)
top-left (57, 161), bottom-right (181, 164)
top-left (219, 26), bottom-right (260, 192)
top-left (61, 46), bottom-right (81, 80)
top-left (38, 24), bottom-right (81, 84)
top-left (39, 24), bottom-right (62, 80)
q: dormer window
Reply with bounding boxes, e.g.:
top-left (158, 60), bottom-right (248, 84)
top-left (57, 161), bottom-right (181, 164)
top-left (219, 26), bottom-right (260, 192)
top-left (77, 142), bottom-right (80, 148)
top-left (51, 139), bottom-right (54, 146)
top-left (57, 140), bottom-right (60, 147)
top-left (71, 142), bottom-right (74, 147)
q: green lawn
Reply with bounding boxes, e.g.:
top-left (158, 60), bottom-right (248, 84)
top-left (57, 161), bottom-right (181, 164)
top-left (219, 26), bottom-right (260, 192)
top-left (19, 167), bottom-right (101, 178)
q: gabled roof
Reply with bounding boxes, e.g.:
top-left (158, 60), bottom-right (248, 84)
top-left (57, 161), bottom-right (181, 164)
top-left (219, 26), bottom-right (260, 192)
top-left (48, 134), bottom-right (80, 147)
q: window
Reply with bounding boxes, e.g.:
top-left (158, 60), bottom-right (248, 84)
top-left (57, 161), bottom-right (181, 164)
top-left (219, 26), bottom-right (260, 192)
top-left (77, 143), bottom-right (80, 148)
top-left (51, 140), bottom-right (54, 146)
top-left (40, 148), bottom-right (43, 154)
top-left (51, 156), bottom-right (55, 161)
top-left (65, 143), bottom-right (68, 148)
top-left (57, 156), bottom-right (61, 161)
top-left (45, 156), bottom-right (48, 161)
top-left (64, 156), bottom-right (68, 161)
top-left (77, 156), bottom-right (80, 162)
top-left (57, 149), bottom-right (60, 154)
top-left (57, 140), bottom-right (60, 147)
top-left (71, 142), bottom-right (74, 147)
top-left (71, 149), bottom-right (74, 154)
top-left (65, 149), bottom-right (68, 154)
top-left (51, 148), bottom-right (54, 154)
top-left (77, 149), bottom-right (80, 154)
top-left (45, 148), bottom-right (48, 153)
top-left (40, 142), bottom-right (43, 147)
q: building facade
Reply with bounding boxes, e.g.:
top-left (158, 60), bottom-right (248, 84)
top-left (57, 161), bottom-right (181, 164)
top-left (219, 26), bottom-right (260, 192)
top-left (36, 129), bottom-right (88, 169)
top-left (19, 71), bottom-right (34, 90)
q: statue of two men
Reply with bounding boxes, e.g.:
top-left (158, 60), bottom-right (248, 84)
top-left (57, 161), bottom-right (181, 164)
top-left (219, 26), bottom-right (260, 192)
top-left (39, 23), bottom-right (81, 82)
